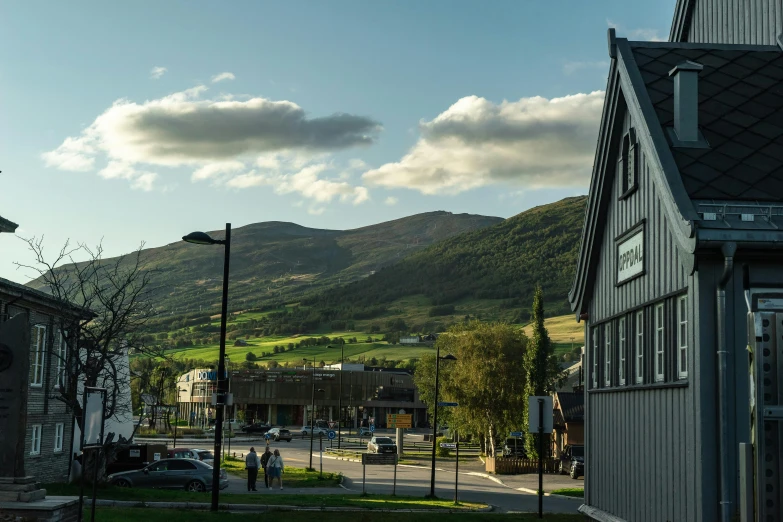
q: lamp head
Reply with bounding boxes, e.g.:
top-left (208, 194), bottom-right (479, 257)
top-left (182, 231), bottom-right (223, 245)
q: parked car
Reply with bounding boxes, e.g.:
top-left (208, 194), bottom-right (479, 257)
top-left (191, 449), bottom-right (215, 466)
top-left (107, 458), bottom-right (228, 492)
top-left (367, 436), bottom-right (397, 454)
top-left (242, 423), bottom-right (272, 434)
top-left (358, 427), bottom-right (373, 436)
top-left (267, 428), bottom-right (292, 442)
top-left (502, 439), bottom-right (526, 458)
top-left (559, 444), bottom-right (585, 479)
top-left (167, 448), bottom-right (199, 460)
top-left (301, 426), bottom-right (328, 437)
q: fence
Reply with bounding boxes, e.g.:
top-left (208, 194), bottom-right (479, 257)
top-left (485, 456), bottom-right (559, 475)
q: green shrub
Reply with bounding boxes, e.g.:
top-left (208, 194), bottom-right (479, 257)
top-left (436, 436), bottom-right (451, 457)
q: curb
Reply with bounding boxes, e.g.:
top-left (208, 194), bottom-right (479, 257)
top-left (93, 499), bottom-right (493, 513)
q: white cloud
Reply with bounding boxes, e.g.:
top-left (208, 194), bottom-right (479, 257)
top-left (363, 92), bottom-right (605, 195)
top-left (42, 84), bottom-right (380, 195)
top-left (384, 196), bottom-right (398, 206)
top-left (211, 72), bottom-right (236, 83)
top-left (150, 66), bottom-right (167, 79)
top-left (607, 19), bottom-right (665, 42)
top-left (563, 60), bottom-right (609, 75)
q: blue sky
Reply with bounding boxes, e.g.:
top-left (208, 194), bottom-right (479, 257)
top-left (0, 0), bottom-right (676, 283)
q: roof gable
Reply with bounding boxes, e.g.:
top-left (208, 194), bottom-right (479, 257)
top-left (669, 0), bottom-right (696, 42)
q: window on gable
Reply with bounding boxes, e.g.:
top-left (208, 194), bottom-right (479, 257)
top-left (677, 296), bottom-right (688, 379)
top-left (618, 316), bottom-right (626, 385)
top-left (635, 309), bottom-right (644, 384)
top-left (54, 423), bottom-right (64, 452)
top-left (619, 128), bottom-right (638, 197)
top-left (30, 325), bottom-right (47, 387)
top-left (604, 323), bottom-right (612, 387)
top-left (30, 425), bottom-right (42, 455)
top-left (654, 303), bottom-right (665, 382)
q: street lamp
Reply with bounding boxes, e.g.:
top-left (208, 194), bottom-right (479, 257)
top-left (183, 224), bottom-right (231, 512)
top-left (304, 357), bottom-right (316, 470)
top-left (329, 345), bottom-right (345, 449)
top-left (173, 387), bottom-right (188, 448)
top-left (224, 356), bottom-right (231, 461)
top-left (429, 346), bottom-right (456, 498)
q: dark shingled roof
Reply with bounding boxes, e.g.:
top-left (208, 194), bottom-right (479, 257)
top-left (631, 44), bottom-right (783, 201)
top-left (556, 392), bottom-right (584, 423)
top-left (0, 214), bottom-right (18, 233)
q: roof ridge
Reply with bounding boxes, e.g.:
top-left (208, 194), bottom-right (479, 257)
top-left (629, 41), bottom-right (780, 52)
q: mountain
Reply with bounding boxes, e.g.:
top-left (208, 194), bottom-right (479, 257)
top-left (302, 196), bottom-right (588, 322)
top-left (29, 211), bottom-right (503, 318)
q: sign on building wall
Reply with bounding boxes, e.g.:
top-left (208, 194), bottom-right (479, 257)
top-left (616, 223), bottom-right (645, 285)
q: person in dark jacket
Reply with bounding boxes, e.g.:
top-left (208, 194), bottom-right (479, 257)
top-left (245, 447), bottom-right (260, 491)
top-left (260, 447), bottom-right (273, 488)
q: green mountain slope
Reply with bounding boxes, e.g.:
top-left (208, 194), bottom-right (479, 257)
top-left (302, 196), bottom-right (587, 320)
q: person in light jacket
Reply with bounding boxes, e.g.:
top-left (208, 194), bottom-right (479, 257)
top-left (245, 447), bottom-right (260, 491)
top-left (267, 449), bottom-right (285, 490)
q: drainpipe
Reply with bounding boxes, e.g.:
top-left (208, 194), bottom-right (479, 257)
top-left (716, 241), bottom-right (736, 522)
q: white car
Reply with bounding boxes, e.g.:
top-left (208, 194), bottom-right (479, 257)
top-left (301, 426), bottom-right (328, 437)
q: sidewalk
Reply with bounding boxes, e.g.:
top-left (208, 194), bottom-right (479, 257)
top-left (491, 472), bottom-right (584, 495)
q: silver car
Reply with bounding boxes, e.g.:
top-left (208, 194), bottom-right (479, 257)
top-left (107, 458), bottom-right (228, 492)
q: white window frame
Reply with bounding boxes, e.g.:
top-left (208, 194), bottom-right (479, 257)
top-left (591, 328), bottom-right (599, 388)
top-left (604, 323), bottom-right (612, 387)
top-left (54, 423), bottom-right (64, 452)
top-left (677, 296), bottom-right (688, 379)
top-left (619, 317), bottom-right (626, 385)
top-left (30, 325), bottom-right (47, 387)
top-left (30, 425), bottom-right (42, 455)
top-left (56, 330), bottom-right (68, 389)
top-left (635, 310), bottom-right (644, 384)
top-left (654, 303), bottom-right (665, 382)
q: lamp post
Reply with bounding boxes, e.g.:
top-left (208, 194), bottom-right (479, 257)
top-left (429, 345), bottom-right (456, 498)
top-left (173, 387), bottom-right (187, 449)
top-left (183, 224), bottom-right (231, 512)
top-left (330, 345), bottom-right (345, 449)
top-left (304, 357), bottom-right (316, 470)
top-left (224, 356), bottom-right (231, 461)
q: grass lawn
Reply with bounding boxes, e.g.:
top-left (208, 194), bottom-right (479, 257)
top-left (522, 315), bottom-right (584, 346)
top-left (92, 508), bottom-right (583, 521)
top-left (550, 487), bottom-right (584, 498)
top-left (221, 456), bottom-right (341, 487)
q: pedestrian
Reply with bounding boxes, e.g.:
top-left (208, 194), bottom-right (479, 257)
top-left (245, 447), bottom-right (260, 491)
top-left (267, 449), bottom-right (285, 490)
top-left (260, 446), bottom-right (273, 488)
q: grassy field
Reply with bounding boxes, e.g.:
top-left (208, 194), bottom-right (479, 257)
top-left (92, 509), bottom-right (583, 522)
top-left (522, 315), bottom-right (583, 345)
top-left (550, 487), bottom-right (584, 498)
top-left (221, 456), bottom-right (341, 486)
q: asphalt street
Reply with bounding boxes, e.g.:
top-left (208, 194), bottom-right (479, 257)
top-left (221, 434), bottom-right (581, 514)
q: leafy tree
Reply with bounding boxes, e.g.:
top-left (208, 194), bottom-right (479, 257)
top-left (245, 352), bottom-right (257, 361)
top-left (523, 286), bottom-right (568, 456)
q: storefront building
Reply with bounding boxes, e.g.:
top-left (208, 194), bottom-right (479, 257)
top-left (176, 366), bottom-right (426, 429)
top-left (569, 4), bottom-right (783, 521)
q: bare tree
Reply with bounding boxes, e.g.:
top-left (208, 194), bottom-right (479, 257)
top-left (16, 237), bottom-right (162, 448)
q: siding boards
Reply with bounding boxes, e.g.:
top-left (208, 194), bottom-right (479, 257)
top-left (585, 104), bottom-right (696, 521)
top-left (688, 0), bottom-right (783, 45)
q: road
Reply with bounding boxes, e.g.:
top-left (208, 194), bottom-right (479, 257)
top-left (218, 434), bottom-right (581, 514)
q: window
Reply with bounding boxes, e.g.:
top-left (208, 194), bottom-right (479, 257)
top-left (618, 317), bottom-right (627, 385)
top-left (619, 129), bottom-right (638, 196)
top-left (635, 310), bottom-right (644, 384)
top-left (56, 330), bottom-right (68, 389)
top-left (591, 328), bottom-right (599, 388)
top-left (168, 460), bottom-right (197, 471)
top-left (654, 303), bottom-right (665, 382)
top-left (677, 296), bottom-right (688, 379)
top-left (54, 423), bottom-right (64, 452)
top-left (30, 425), bottom-right (42, 455)
top-left (604, 323), bottom-right (612, 386)
top-left (30, 325), bottom-right (47, 386)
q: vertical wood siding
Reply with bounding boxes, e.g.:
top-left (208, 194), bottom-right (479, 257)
top-left (688, 0), bottom-right (783, 45)
top-left (585, 106), bottom-right (702, 521)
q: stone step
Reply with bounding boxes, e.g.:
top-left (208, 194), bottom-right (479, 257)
top-left (19, 489), bottom-right (47, 502)
top-left (0, 482), bottom-right (40, 492)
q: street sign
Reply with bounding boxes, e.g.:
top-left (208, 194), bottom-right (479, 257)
top-left (386, 413), bottom-right (412, 428)
top-left (369, 425), bottom-right (375, 433)
top-left (528, 396), bottom-right (553, 433)
top-left (327, 430), bottom-right (336, 440)
top-left (439, 443), bottom-right (457, 449)
top-left (438, 401), bottom-right (459, 407)
top-left (362, 454), bottom-right (397, 466)
top-left (509, 431), bottom-right (523, 437)
top-left (328, 421), bottom-right (337, 429)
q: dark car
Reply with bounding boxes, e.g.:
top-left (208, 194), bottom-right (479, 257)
top-left (559, 444), bottom-right (585, 479)
top-left (267, 428), bottom-right (292, 442)
top-left (367, 436), bottom-right (397, 454)
top-left (242, 423), bottom-right (272, 434)
top-left (502, 438), bottom-right (526, 458)
top-left (107, 458), bottom-right (228, 492)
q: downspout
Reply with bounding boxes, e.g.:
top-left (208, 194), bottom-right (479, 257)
top-left (716, 241), bottom-right (736, 522)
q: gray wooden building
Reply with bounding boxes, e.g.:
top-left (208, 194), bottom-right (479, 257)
top-left (670, 0), bottom-right (783, 45)
top-left (568, 12), bottom-right (783, 522)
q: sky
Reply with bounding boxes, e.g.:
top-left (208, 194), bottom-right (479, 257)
top-left (0, 0), bottom-right (676, 284)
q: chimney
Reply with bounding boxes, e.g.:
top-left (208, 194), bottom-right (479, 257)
top-left (668, 61), bottom-right (704, 143)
